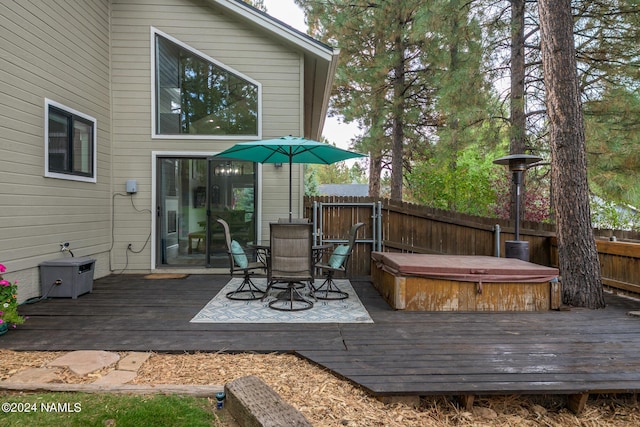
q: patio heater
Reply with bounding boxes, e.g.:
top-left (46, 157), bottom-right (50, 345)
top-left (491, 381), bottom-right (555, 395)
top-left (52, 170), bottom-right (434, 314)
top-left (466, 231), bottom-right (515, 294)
top-left (493, 154), bottom-right (542, 262)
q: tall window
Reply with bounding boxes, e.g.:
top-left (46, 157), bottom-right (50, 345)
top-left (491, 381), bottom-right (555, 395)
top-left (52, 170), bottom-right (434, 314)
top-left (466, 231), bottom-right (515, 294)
top-left (45, 99), bottom-right (96, 182)
top-left (154, 32), bottom-right (259, 136)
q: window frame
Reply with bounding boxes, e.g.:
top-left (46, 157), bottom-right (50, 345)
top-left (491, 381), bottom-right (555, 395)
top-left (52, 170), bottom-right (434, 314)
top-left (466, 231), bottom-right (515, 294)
top-left (150, 27), bottom-right (262, 140)
top-left (44, 98), bottom-right (97, 183)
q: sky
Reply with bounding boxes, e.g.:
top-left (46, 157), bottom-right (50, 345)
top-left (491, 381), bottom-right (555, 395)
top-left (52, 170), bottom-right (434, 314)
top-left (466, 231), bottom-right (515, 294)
top-left (261, 0), bottom-right (361, 151)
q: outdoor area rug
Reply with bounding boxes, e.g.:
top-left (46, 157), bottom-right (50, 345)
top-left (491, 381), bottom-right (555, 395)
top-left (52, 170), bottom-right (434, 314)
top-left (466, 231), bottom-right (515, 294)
top-left (190, 278), bottom-right (374, 323)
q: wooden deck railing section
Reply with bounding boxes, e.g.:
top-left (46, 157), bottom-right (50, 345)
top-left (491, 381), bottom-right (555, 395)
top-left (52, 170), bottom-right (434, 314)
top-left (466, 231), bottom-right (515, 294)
top-left (305, 196), bottom-right (640, 296)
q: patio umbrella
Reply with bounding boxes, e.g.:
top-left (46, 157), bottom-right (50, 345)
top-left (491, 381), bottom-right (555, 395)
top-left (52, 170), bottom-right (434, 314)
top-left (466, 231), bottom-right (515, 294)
top-left (213, 136), bottom-right (367, 221)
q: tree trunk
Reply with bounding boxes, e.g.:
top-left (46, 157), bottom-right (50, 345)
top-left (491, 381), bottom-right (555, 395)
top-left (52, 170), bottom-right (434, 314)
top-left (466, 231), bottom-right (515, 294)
top-left (538, 0), bottom-right (605, 308)
top-left (510, 0), bottom-right (527, 223)
top-left (509, 0), bottom-right (526, 155)
top-left (390, 32), bottom-right (405, 201)
top-left (369, 154), bottom-right (382, 197)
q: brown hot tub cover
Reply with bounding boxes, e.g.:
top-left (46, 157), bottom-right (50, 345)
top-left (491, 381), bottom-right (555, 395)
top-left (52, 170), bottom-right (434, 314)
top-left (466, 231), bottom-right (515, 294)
top-left (371, 252), bottom-right (559, 283)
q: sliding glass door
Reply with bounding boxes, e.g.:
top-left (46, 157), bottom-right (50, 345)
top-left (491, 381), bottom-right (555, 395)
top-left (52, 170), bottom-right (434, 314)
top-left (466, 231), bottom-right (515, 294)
top-left (156, 156), bottom-right (256, 267)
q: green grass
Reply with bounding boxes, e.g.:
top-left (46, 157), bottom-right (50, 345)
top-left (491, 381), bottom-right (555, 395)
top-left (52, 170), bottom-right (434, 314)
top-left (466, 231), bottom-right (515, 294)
top-left (0, 392), bottom-right (229, 427)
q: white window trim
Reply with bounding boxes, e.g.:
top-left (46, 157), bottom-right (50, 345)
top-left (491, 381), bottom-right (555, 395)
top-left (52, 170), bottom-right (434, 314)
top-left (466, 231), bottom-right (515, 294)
top-left (44, 98), bottom-right (97, 183)
top-left (150, 27), bottom-right (262, 140)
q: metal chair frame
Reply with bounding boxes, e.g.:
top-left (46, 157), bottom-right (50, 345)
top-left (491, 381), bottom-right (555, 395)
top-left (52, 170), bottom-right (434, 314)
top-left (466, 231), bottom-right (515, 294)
top-left (314, 222), bottom-right (365, 300)
top-left (217, 218), bottom-right (265, 300)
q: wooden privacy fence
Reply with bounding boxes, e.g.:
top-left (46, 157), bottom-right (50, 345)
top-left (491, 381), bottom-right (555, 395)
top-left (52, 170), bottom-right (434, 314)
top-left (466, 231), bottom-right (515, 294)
top-left (305, 199), bottom-right (381, 279)
top-left (551, 237), bottom-right (640, 296)
top-left (305, 196), bottom-right (640, 296)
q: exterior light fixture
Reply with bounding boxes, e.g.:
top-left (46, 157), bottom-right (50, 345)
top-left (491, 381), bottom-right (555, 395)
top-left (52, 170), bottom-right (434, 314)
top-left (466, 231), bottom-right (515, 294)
top-left (493, 154), bottom-right (542, 261)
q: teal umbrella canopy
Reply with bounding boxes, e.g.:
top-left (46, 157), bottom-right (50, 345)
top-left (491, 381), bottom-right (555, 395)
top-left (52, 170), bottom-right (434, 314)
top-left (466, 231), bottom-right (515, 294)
top-left (214, 136), bottom-right (366, 165)
top-left (213, 136), bottom-right (367, 220)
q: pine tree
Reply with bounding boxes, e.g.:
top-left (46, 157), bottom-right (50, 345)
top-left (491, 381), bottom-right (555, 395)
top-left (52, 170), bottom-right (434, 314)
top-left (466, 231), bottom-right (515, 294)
top-left (241, 0), bottom-right (266, 12)
top-left (538, 0), bottom-right (605, 309)
top-left (297, 0), bottom-right (491, 201)
top-left (485, 0), bottom-right (640, 218)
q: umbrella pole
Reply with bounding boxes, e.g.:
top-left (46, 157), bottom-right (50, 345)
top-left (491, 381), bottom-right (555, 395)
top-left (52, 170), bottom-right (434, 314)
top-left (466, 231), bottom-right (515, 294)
top-left (289, 158), bottom-right (293, 222)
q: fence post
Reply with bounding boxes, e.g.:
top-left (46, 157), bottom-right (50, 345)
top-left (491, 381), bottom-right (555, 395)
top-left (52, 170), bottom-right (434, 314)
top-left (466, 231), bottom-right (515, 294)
top-left (377, 201), bottom-right (383, 251)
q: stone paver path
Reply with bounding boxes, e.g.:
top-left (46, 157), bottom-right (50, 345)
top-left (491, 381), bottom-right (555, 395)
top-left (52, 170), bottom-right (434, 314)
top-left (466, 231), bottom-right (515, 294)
top-left (48, 350), bottom-right (120, 376)
top-left (2, 350), bottom-right (150, 386)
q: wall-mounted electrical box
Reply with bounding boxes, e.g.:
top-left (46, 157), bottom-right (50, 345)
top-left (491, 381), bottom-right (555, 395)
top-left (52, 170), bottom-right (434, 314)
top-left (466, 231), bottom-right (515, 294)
top-left (126, 179), bottom-right (137, 194)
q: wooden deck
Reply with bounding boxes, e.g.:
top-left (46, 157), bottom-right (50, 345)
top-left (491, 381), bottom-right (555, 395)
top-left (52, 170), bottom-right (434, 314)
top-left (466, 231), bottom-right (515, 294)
top-left (3, 274), bottom-right (640, 408)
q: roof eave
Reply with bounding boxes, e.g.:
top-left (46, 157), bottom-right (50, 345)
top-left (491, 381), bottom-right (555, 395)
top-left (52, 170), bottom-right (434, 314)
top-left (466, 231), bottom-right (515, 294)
top-left (211, 0), bottom-right (335, 62)
top-left (210, 0), bottom-right (338, 140)
top-left (305, 49), bottom-right (339, 141)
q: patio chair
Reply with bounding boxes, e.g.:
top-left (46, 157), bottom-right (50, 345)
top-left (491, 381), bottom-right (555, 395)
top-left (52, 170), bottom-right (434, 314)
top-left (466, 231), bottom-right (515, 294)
top-left (277, 217), bottom-right (310, 223)
top-left (313, 222), bottom-right (365, 300)
top-left (217, 218), bottom-right (266, 300)
top-left (266, 222), bottom-right (314, 311)
top-left (269, 217), bottom-right (314, 292)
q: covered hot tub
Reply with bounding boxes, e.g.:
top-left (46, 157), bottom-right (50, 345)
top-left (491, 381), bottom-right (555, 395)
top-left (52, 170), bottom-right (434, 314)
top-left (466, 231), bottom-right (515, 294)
top-left (371, 252), bottom-right (560, 311)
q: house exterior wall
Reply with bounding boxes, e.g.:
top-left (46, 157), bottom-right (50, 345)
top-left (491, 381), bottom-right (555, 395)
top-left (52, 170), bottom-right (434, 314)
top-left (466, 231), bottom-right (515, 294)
top-left (0, 0), bottom-right (113, 301)
top-left (111, 0), bottom-right (304, 271)
top-left (0, 0), bottom-right (313, 301)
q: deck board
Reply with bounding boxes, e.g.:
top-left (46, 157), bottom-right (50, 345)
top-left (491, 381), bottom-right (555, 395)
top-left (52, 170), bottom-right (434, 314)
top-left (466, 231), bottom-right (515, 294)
top-left (3, 274), bottom-right (640, 398)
